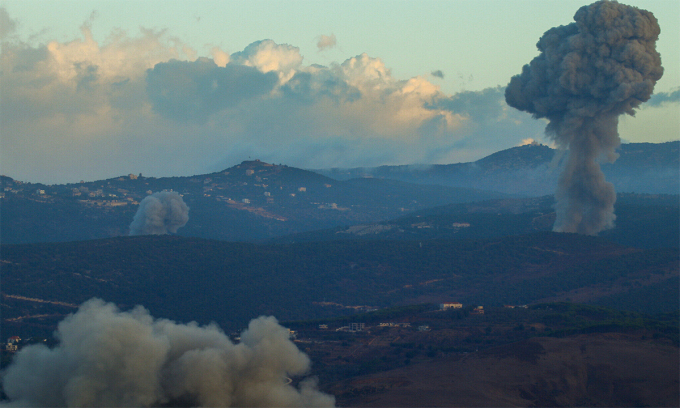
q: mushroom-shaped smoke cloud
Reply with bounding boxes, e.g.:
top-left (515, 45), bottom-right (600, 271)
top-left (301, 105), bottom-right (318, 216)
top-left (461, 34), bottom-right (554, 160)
top-left (505, 0), bottom-right (663, 235)
top-left (129, 191), bottom-right (189, 235)
top-left (1, 298), bottom-right (335, 407)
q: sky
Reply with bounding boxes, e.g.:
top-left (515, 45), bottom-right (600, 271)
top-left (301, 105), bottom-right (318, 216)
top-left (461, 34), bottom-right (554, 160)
top-left (1, 0), bottom-right (678, 184)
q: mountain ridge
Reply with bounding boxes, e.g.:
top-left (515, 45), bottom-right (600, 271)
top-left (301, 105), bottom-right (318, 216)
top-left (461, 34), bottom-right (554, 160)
top-left (312, 141), bottom-right (680, 196)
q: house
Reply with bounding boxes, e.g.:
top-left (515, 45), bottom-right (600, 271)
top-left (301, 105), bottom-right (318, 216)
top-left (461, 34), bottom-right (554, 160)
top-left (440, 302), bottom-right (463, 310)
top-left (471, 306), bottom-right (484, 315)
top-left (242, 198), bottom-right (250, 204)
top-left (5, 336), bottom-right (20, 352)
top-left (418, 325), bottom-right (431, 332)
top-left (349, 323), bottom-right (365, 332)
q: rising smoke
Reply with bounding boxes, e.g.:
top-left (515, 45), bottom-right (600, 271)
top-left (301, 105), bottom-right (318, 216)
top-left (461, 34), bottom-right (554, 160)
top-left (505, 0), bottom-right (663, 235)
top-left (129, 191), bottom-right (189, 236)
top-left (1, 298), bottom-right (335, 407)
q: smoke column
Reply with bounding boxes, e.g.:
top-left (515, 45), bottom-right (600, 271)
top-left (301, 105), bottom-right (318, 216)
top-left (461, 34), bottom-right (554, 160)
top-left (505, 0), bottom-right (663, 235)
top-left (1, 298), bottom-right (335, 407)
top-left (130, 191), bottom-right (189, 235)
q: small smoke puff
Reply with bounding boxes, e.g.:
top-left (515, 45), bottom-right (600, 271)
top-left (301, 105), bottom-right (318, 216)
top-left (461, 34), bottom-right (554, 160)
top-left (0, 7), bottom-right (17, 39)
top-left (316, 34), bottom-right (337, 51)
top-left (1, 298), bottom-right (335, 407)
top-left (129, 191), bottom-right (189, 235)
top-left (519, 138), bottom-right (539, 146)
top-left (431, 70), bottom-right (444, 79)
top-left (505, 0), bottom-right (663, 235)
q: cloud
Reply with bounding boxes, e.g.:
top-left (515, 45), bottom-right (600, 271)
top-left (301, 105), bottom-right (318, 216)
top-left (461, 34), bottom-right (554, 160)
top-left (0, 12), bottom-right (562, 183)
top-left (646, 88), bottom-right (680, 107)
top-left (146, 58), bottom-right (278, 122)
top-left (230, 39), bottom-right (303, 84)
top-left (317, 34), bottom-right (337, 51)
top-left (431, 70), bottom-right (444, 79)
top-left (0, 7), bottom-right (17, 39)
top-left (1, 298), bottom-right (334, 407)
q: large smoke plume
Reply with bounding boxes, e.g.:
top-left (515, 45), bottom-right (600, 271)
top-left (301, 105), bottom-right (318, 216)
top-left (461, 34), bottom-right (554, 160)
top-left (1, 298), bottom-right (335, 407)
top-left (505, 0), bottom-right (663, 235)
top-left (129, 191), bottom-right (189, 236)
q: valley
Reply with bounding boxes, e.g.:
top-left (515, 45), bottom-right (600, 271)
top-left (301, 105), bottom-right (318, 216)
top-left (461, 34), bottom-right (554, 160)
top-left (0, 141), bottom-right (678, 406)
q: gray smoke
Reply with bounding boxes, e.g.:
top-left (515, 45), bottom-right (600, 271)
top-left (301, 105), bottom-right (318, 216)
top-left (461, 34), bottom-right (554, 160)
top-left (1, 298), bottom-right (335, 407)
top-left (505, 0), bottom-right (663, 235)
top-left (129, 191), bottom-right (189, 236)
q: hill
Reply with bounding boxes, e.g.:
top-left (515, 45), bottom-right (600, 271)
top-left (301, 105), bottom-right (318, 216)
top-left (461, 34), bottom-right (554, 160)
top-left (0, 160), bottom-right (505, 244)
top-left (2, 233), bottom-right (677, 338)
top-left (2, 142), bottom-right (677, 245)
top-left (328, 333), bottom-right (678, 407)
top-left (289, 303), bottom-right (678, 407)
top-left (313, 141), bottom-right (680, 196)
top-left (271, 193), bottom-right (680, 250)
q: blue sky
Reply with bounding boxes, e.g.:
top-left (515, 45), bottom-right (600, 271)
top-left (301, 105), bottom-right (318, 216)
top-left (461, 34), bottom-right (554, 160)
top-left (1, 0), bottom-right (678, 184)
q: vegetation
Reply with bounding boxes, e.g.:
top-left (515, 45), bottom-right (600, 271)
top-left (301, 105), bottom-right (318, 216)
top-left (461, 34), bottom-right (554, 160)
top-left (2, 232), bottom-right (677, 336)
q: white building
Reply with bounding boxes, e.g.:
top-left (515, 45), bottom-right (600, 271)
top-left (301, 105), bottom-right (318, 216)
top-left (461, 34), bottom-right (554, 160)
top-left (440, 302), bottom-right (463, 310)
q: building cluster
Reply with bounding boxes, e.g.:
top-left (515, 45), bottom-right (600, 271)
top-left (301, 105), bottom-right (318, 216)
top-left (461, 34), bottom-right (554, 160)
top-left (5, 336), bottom-right (20, 352)
top-left (439, 302), bottom-right (463, 310)
top-left (1, 175), bottom-right (145, 207)
top-left (312, 302), bottom-right (491, 336)
top-left (378, 322), bottom-right (411, 328)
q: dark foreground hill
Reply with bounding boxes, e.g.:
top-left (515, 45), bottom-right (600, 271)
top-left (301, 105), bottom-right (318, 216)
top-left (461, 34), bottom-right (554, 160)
top-left (0, 161), bottom-right (505, 244)
top-left (314, 141), bottom-right (680, 196)
top-left (329, 333), bottom-right (678, 407)
top-left (291, 303), bottom-right (678, 407)
top-left (2, 233), bottom-right (677, 338)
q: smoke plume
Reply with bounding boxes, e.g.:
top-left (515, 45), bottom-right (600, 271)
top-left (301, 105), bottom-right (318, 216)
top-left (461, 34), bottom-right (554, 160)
top-left (505, 0), bottom-right (663, 235)
top-left (1, 298), bottom-right (335, 407)
top-left (129, 191), bottom-right (189, 236)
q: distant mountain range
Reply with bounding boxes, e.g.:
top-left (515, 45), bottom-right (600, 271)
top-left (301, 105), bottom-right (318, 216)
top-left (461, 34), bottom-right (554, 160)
top-left (0, 161), bottom-right (505, 244)
top-left (1, 142), bottom-right (677, 244)
top-left (313, 141), bottom-right (680, 196)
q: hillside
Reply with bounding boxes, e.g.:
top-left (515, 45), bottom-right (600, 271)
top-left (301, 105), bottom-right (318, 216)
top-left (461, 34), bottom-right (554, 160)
top-left (329, 333), bottom-right (679, 407)
top-left (2, 142), bottom-right (677, 245)
top-left (314, 141), bottom-right (680, 196)
top-left (2, 233), bottom-right (677, 339)
top-left (0, 161), bottom-right (505, 244)
top-left (272, 193), bottom-right (680, 250)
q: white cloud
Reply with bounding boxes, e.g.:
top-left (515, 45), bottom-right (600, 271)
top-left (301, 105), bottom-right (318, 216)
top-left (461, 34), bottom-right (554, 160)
top-left (230, 40), bottom-right (303, 84)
